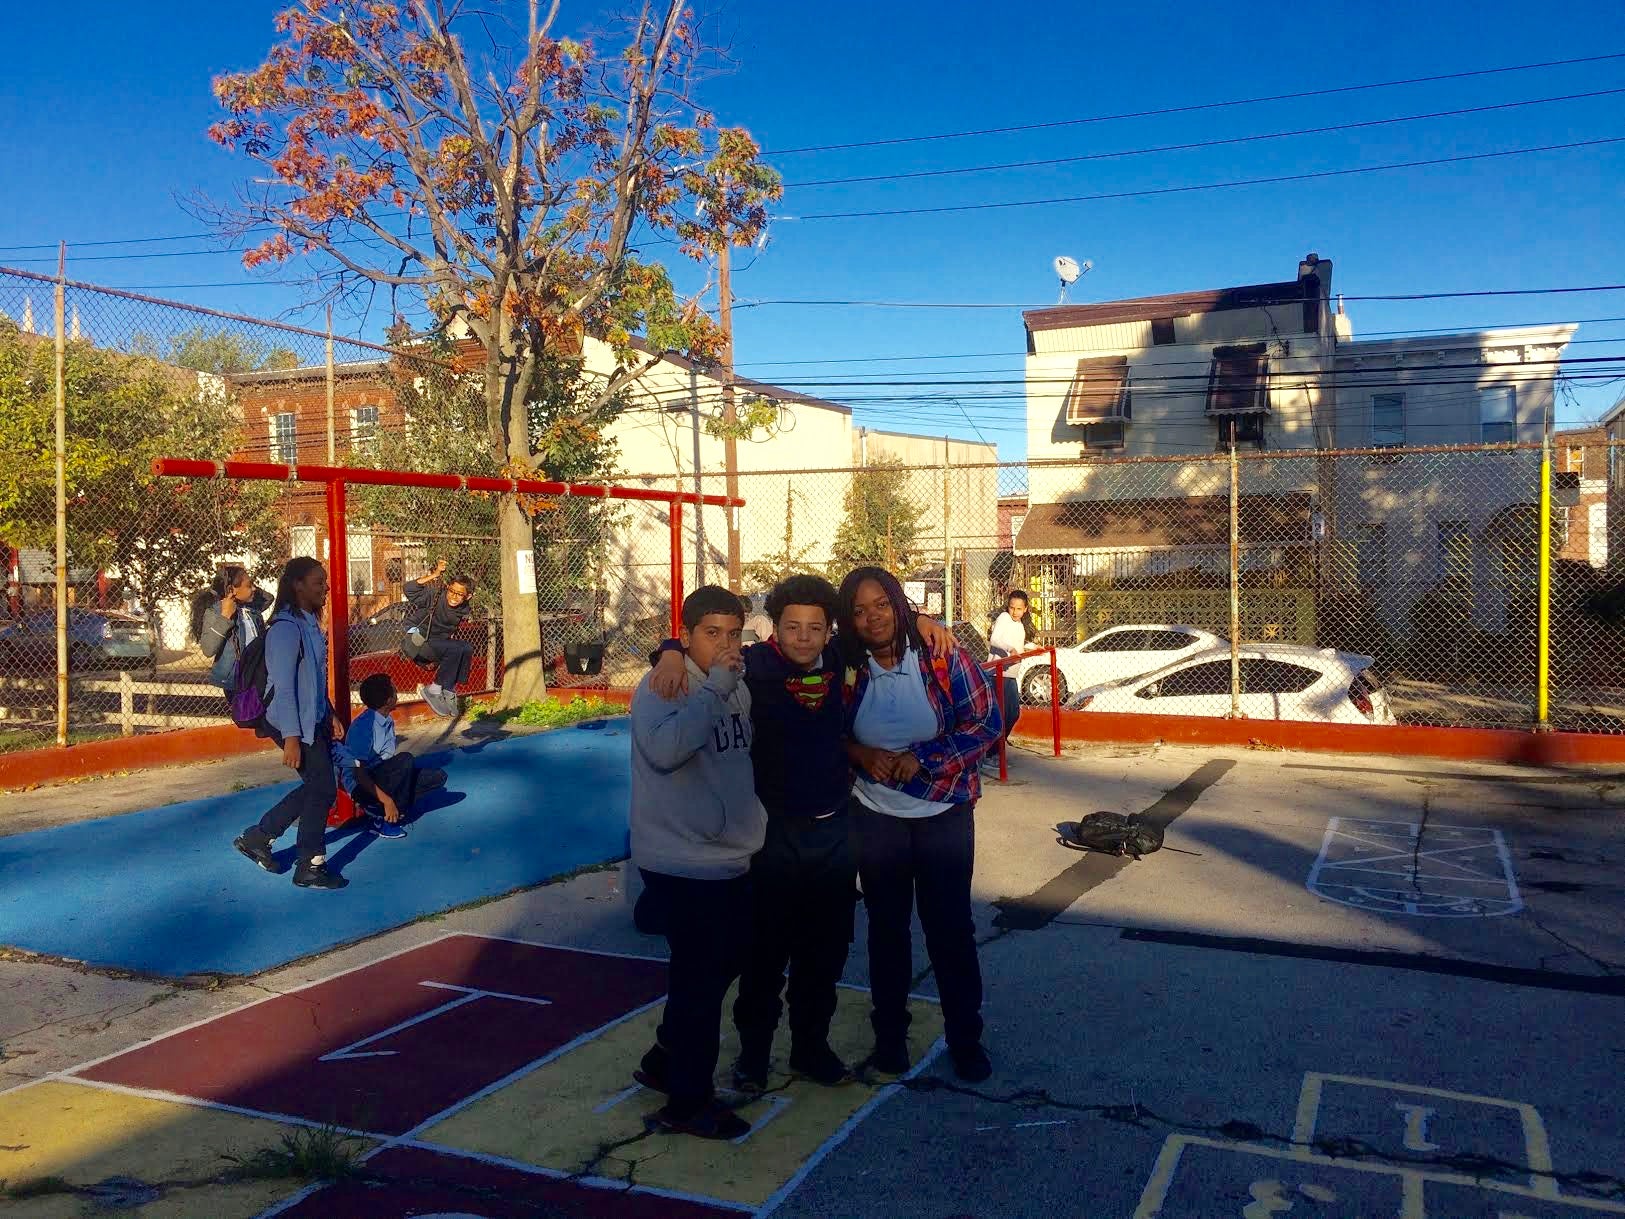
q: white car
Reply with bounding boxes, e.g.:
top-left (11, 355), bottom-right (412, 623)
top-left (1007, 624), bottom-right (1223, 706)
top-left (1068, 643), bottom-right (1395, 726)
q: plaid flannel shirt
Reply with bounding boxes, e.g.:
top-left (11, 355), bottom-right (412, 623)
top-left (843, 644), bottom-right (1003, 806)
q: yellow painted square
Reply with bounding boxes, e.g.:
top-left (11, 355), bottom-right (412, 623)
top-left (420, 984), bottom-right (946, 1208)
top-left (0, 1079), bottom-right (368, 1218)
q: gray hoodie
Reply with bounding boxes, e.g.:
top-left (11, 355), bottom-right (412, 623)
top-left (629, 656), bottom-right (766, 880)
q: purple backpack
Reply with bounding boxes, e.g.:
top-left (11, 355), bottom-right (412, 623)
top-left (229, 624), bottom-right (301, 738)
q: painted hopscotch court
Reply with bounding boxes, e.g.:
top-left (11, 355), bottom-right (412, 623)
top-left (0, 932), bottom-right (945, 1217)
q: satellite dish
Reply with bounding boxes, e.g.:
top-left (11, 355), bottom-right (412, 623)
top-left (1053, 255), bottom-right (1091, 304)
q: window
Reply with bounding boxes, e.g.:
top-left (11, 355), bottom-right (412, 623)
top-left (1151, 317), bottom-right (1176, 346)
top-left (351, 405), bottom-right (380, 454)
top-left (1082, 419), bottom-right (1126, 451)
top-left (1567, 445), bottom-right (1585, 471)
top-left (1147, 630), bottom-right (1202, 651)
top-left (269, 412), bottom-right (297, 464)
top-left (1371, 393), bottom-right (1405, 448)
top-left (1240, 659), bottom-right (1320, 694)
top-left (1214, 412), bottom-right (1266, 451)
top-left (1009, 513), bottom-right (1026, 541)
top-left (1438, 522), bottom-right (1473, 592)
top-left (1206, 344), bottom-right (1270, 416)
top-left (346, 529), bottom-right (374, 595)
top-left (1063, 355), bottom-right (1130, 425)
top-left (1085, 630), bottom-right (1152, 653)
top-left (1357, 524), bottom-right (1387, 590)
top-left (289, 525), bottom-right (317, 559)
top-left (1145, 660), bottom-right (1233, 699)
top-left (1479, 385), bottom-right (1517, 444)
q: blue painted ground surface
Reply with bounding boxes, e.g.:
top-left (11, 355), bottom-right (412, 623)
top-left (0, 721), bottom-right (632, 977)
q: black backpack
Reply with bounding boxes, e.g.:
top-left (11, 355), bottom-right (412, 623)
top-left (228, 621), bottom-right (302, 739)
top-left (1058, 812), bottom-right (1164, 860)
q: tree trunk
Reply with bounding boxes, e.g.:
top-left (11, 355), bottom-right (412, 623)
top-left (496, 491), bottom-right (547, 706)
top-left (487, 311), bottom-right (547, 709)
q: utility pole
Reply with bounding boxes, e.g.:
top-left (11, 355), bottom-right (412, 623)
top-left (54, 243), bottom-right (68, 747)
top-left (719, 238), bottom-right (742, 592)
top-left (689, 366), bottom-right (706, 585)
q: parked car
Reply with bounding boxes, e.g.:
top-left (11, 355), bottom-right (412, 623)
top-left (1007, 624), bottom-right (1223, 706)
top-left (1068, 643), bottom-right (1395, 726)
top-left (0, 609), bottom-right (154, 672)
top-left (347, 603), bottom-right (594, 692)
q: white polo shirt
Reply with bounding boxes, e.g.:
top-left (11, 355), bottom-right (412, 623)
top-left (851, 648), bottom-right (953, 819)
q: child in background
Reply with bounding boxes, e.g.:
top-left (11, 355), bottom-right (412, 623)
top-left (336, 674), bottom-right (448, 840)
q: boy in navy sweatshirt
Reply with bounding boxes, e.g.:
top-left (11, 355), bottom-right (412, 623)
top-left (651, 576), bottom-right (954, 1092)
top-left (630, 586), bottom-right (766, 1140)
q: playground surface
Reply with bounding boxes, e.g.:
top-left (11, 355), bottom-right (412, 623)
top-left (3, 736), bottom-right (1625, 1217)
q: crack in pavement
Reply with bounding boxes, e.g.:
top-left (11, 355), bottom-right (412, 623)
top-left (894, 1076), bottom-right (1625, 1199)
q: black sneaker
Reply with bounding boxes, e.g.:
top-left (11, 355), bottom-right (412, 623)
top-left (648, 1097), bottom-right (751, 1141)
top-left (950, 1042), bottom-right (993, 1083)
top-left (731, 1045), bottom-right (771, 1095)
top-left (789, 1042), bottom-right (851, 1087)
top-left (633, 1043), bottom-right (671, 1094)
top-left (868, 1038), bottom-right (911, 1075)
top-left (292, 861), bottom-right (349, 890)
top-left (234, 831), bottom-right (282, 874)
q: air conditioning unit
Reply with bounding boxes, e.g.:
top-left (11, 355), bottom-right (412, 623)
top-left (1082, 419), bottom-right (1126, 451)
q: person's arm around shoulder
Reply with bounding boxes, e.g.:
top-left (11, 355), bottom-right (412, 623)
top-left (634, 657), bottom-right (741, 770)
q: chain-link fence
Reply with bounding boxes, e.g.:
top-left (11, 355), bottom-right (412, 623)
top-left (0, 266), bottom-right (690, 755)
top-left (5, 263), bottom-right (1623, 758)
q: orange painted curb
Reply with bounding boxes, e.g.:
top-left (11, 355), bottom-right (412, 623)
top-left (0, 688), bottom-right (590, 792)
top-left (1009, 709), bottom-right (1625, 766)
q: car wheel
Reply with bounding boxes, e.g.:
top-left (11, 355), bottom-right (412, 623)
top-left (1022, 666), bottom-right (1068, 706)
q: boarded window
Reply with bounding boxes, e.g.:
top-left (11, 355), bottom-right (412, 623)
top-left (1064, 355), bottom-right (1129, 424)
top-left (1206, 344), bottom-right (1269, 416)
top-left (1151, 317), bottom-right (1176, 346)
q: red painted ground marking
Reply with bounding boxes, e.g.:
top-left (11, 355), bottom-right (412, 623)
top-left (279, 1145), bottom-right (746, 1218)
top-left (77, 935), bottom-right (668, 1136)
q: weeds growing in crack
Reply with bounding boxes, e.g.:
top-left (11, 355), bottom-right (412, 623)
top-left (222, 1125), bottom-right (366, 1182)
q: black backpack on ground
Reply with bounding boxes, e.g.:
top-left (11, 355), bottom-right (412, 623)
top-left (1058, 812), bottom-right (1164, 860)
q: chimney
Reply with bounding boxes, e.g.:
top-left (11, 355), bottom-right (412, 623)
top-left (1297, 253), bottom-right (1333, 334)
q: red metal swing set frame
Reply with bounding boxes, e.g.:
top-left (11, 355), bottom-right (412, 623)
top-left (156, 456), bottom-right (745, 824)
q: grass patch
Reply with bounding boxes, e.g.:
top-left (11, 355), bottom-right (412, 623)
top-left (3, 1176), bottom-right (73, 1200)
top-left (474, 694), bottom-right (618, 729)
top-left (223, 1126), bottom-right (366, 1183)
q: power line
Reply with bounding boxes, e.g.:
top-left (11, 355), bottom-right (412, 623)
top-left (783, 89), bottom-right (1625, 188)
top-left (765, 51), bottom-right (1625, 155)
top-left (791, 135), bottom-right (1625, 220)
top-left (737, 283), bottom-right (1625, 310)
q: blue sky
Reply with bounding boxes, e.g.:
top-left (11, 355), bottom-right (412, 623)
top-left (3, 0), bottom-right (1623, 455)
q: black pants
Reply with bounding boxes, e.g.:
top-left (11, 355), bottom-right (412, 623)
top-left (1001, 677), bottom-right (1021, 743)
top-left (422, 637), bottom-right (472, 689)
top-left (733, 812), bottom-right (856, 1055)
top-left (850, 798), bottom-right (983, 1051)
top-left (254, 729), bottom-right (336, 864)
top-left (640, 868), bottom-right (752, 1110)
top-left (360, 751), bottom-right (418, 811)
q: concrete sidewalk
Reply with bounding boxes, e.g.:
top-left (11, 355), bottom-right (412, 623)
top-left (4, 739), bottom-right (1624, 1216)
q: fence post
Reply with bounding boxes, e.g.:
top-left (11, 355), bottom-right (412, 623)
top-left (1536, 432), bottom-right (1552, 730)
top-left (325, 305), bottom-right (336, 464)
top-left (54, 243), bottom-right (68, 748)
top-left (119, 669), bottom-right (133, 736)
top-left (669, 499), bottom-right (684, 638)
top-left (326, 479), bottom-right (352, 727)
top-left (1228, 438), bottom-right (1242, 719)
top-left (941, 446), bottom-right (953, 622)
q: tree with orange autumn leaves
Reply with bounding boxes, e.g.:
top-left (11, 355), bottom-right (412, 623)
top-left (205, 0), bottom-right (779, 703)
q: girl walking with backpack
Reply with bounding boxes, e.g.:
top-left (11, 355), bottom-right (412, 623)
top-left (191, 565), bottom-right (272, 696)
top-left (232, 557), bottom-right (349, 891)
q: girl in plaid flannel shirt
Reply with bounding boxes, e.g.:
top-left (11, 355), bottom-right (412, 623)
top-left (838, 566), bottom-right (1002, 1083)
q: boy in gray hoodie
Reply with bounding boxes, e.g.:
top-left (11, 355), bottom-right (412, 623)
top-left (629, 585), bottom-right (767, 1140)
